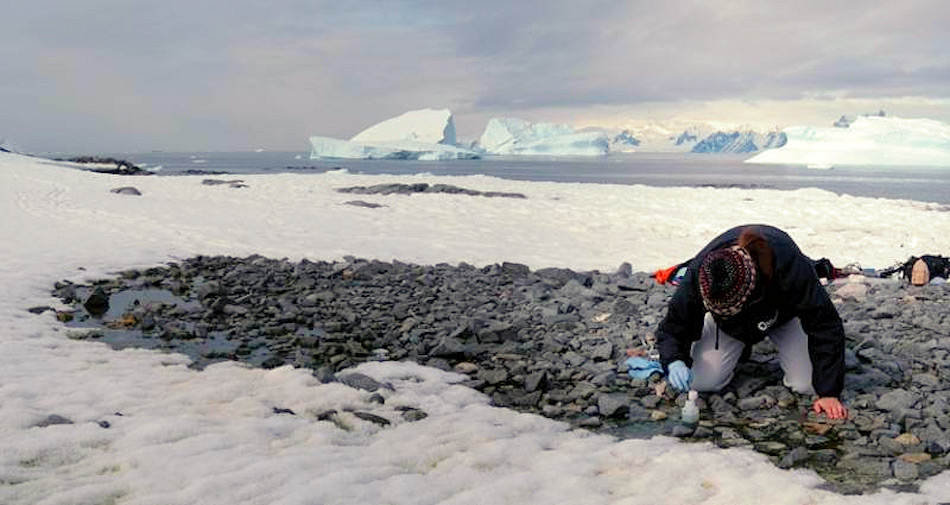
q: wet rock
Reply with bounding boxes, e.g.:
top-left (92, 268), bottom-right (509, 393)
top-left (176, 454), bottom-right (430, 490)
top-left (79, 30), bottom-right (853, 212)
top-left (892, 459), bottom-right (919, 481)
top-left (737, 395), bottom-right (775, 411)
top-left (671, 425), bottom-right (695, 438)
top-left (83, 287), bottom-right (110, 317)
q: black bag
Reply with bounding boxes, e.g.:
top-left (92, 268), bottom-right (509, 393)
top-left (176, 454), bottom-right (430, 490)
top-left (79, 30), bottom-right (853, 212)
top-left (880, 255), bottom-right (950, 281)
top-left (813, 258), bottom-right (836, 280)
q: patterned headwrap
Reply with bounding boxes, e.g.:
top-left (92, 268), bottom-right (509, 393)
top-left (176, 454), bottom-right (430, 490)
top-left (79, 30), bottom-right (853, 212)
top-left (699, 245), bottom-right (757, 317)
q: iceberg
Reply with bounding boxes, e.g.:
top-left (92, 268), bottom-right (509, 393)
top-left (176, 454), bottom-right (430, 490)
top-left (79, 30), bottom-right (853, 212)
top-left (309, 108), bottom-right (477, 160)
top-left (309, 136), bottom-right (478, 161)
top-left (746, 116), bottom-right (950, 167)
top-left (350, 108), bottom-right (457, 145)
top-left (477, 118), bottom-right (609, 156)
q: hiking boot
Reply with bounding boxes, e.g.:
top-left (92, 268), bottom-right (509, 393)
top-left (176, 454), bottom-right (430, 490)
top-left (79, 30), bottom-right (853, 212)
top-left (911, 259), bottom-right (930, 286)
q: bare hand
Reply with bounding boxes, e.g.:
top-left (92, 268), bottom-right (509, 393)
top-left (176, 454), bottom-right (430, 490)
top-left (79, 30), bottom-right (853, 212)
top-left (812, 397), bottom-right (848, 419)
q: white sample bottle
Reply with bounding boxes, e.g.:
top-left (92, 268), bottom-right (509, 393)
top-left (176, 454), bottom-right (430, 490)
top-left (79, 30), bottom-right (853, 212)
top-left (681, 390), bottom-right (700, 426)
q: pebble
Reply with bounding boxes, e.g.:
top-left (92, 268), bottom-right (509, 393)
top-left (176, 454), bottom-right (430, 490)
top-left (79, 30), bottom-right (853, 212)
top-left (52, 255), bottom-right (950, 494)
top-left (892, 459), bottom-right (920, 481)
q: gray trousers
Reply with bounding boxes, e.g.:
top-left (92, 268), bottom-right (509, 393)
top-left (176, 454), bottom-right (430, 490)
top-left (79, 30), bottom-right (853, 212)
top-left (690, 313), bottom-right (816, 395)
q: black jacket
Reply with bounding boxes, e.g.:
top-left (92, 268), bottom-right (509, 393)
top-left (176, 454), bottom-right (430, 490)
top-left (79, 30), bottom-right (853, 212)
top-left (655, 224), bottom-right (845, 397)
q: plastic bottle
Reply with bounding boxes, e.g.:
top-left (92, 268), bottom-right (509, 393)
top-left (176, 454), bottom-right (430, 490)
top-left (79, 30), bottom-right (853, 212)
top-left (681, 390), bottom-right (700, 426)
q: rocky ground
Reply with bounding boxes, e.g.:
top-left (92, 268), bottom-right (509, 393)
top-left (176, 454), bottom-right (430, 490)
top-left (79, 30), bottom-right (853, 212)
top-left (44, 255), bottom-right (950, 495)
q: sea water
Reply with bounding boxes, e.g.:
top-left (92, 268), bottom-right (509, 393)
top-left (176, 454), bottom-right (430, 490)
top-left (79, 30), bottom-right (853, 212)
top-left (87, 151), bottom-right (950, 205)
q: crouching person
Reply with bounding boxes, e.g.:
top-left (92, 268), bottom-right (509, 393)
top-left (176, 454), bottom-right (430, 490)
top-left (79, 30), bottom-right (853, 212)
top-left (656, 224), bottom-right (848, 419)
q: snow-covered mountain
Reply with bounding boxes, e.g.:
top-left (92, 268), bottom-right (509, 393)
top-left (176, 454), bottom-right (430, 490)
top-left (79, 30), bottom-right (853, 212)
top-left (599, 122), bottom-right (787, 154)
top-left (746, 116), bottom-right (950, 167)
top-left (691, 131), bottom-right (787, 153)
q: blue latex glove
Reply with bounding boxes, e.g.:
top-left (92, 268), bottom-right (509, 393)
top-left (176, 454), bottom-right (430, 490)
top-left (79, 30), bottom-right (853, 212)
top-left (625, 357), bottom-right (663, 380)
top-left (667, 360), bottom-right (692, 392)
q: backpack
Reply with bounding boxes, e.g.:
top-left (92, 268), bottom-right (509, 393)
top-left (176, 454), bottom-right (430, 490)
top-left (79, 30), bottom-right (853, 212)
top-left (880, 255), bottom-right (950, 283)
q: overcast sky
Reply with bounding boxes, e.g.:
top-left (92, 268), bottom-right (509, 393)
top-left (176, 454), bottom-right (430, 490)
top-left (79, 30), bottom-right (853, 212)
top-left (3, 0), bottom-right (950, 152)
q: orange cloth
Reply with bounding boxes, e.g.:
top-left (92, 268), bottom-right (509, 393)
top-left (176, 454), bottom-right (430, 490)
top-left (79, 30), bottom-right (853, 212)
top-left (652, 265), bottom-right (678, 285)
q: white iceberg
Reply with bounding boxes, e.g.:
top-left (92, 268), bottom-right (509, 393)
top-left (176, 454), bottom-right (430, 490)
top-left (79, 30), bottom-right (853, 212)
top-left (746, 116), bottom-right (950, 167)
top-left (477, 117), bottom-right (609, 156)
top-left (309, 135), bottom-right (478, 161)
top-left (310, 108), bottom-right (477, 160)
top-left (351, 108), bottom-right (457, 145)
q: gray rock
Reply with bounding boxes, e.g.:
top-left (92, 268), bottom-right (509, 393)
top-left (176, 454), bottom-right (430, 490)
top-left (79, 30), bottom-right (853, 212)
top-left (344, 200), bottom-right (384, 209)
top-left (398, 407), bottom-right (428, 422)
top-left (353, 411), bottom-right (390, 426)
top-left (430, 336), bottom-right (476, 359)
top-left (778, 446), bottom-right (809, 469)
top-left (588, 341), bottom-right (613, 361)
top-left (47, 254), bottom-right (950, 493)
top-left (524, 371), bottom-right (549, 393)
top-left (876, 389), bottom-right (918, 412)
top-left (36, 414), bottom-right (74, 428)
top-left (912, 373), bottom-right (941, 390)
top-left (477, 368), bottom-right (509, 385)
top-left (640, 395), bottom-right (661, 409)
top-left (671, 425), bottom-right (695, 438)
top-left (737, 395), bottom-right (775, 411)
top-left (110, 186), bottom-right (142, 196)
top-left (577, 416), bottom-right (602, 428)
top-left (597, 393), bottom-right (630, 418)
top-left (339, 372), bottom-right (382, 392)
top-left (892, 459), bottom-right (919, 481)
top-left (692, 425), bottom-right (715, 439)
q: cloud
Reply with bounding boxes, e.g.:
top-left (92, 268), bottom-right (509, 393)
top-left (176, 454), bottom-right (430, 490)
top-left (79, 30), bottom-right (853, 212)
top-left (3, 0), bottom-right (950, 151)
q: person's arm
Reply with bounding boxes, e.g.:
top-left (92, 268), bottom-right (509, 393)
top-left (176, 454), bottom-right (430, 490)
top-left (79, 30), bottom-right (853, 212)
top-left (783, 253), bottom-right (847, 405)
top-left (656, 267), bottom-right (705, 371)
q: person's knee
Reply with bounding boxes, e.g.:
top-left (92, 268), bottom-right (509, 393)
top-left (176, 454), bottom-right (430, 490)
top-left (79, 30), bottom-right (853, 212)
top-left (783, 375), bottom-right (815, 395)
top-left (691, 371), bottom-right (731, 392)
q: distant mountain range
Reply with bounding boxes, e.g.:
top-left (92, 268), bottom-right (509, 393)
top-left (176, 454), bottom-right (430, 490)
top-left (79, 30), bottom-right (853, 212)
top-left (601, 123), bottom-right (788, 154)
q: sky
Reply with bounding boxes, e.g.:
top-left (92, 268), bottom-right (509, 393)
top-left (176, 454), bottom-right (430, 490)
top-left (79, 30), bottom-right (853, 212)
top-left (3, 152), bottom-right (950, 504)
top-left (3, 0), bottom-right (950, 152)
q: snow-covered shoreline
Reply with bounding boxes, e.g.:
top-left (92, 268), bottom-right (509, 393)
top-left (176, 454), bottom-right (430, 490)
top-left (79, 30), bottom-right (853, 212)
top-left (3, 152), bottom-right (950, 504)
